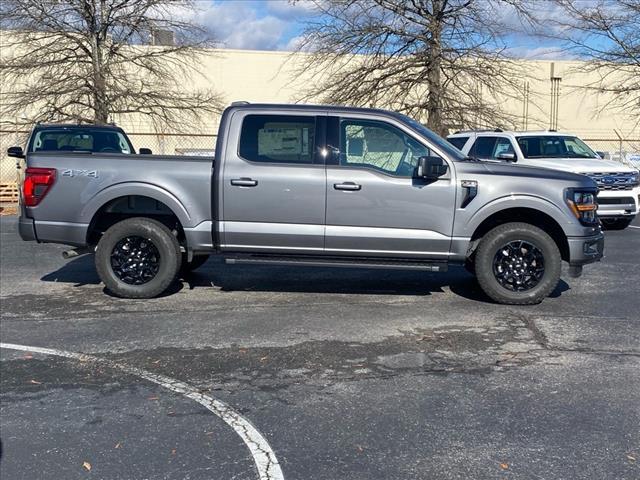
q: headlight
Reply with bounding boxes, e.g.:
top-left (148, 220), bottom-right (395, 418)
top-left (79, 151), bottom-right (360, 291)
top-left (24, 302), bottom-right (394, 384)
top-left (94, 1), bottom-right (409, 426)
top-left (566, 190), bottom-right (598, 225)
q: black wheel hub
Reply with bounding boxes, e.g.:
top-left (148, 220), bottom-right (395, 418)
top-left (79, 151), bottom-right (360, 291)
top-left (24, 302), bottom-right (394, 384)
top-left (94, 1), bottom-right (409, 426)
top-left (492, 240), bottom-right (545, 292)
top-left (110, 236), bottom-right (161, 285)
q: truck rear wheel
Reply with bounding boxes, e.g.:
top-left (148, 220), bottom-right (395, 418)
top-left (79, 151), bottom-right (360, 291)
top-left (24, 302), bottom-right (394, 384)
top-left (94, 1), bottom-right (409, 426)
top-left (474, 222), bottom-right (561, 305)
top-left (95, 217), bottom-right (182, 298)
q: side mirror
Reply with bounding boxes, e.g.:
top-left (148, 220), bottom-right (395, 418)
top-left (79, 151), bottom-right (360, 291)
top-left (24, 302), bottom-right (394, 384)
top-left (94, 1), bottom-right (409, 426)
top-left (596, 151), bottom-right (607, 159)
top-left (7, 146), bottom-right (24, 158)
top-left (139, 147), bottom-right (153, 154)
top-left (417, 156), bottom-right (448, 179)
top-left (496, 152), bottom-right (516, 162)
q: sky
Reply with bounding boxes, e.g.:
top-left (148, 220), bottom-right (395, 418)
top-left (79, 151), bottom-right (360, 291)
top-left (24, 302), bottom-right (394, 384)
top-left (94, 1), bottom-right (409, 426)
top-left (195, 0), bottom-right (579, 59)
top-left (192, 0), bottom-right (314, 51)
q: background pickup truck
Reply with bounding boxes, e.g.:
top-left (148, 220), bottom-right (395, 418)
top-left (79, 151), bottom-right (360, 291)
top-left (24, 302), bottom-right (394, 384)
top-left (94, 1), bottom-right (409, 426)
top-left (7, 123), bottom-right (153, 159)
top-left (16, 103), bottom-right (604, 304)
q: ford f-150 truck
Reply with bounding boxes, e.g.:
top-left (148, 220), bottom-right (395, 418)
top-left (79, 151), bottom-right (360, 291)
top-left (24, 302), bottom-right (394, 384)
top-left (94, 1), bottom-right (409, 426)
top-left (16, 103), bottom-right (604, 304)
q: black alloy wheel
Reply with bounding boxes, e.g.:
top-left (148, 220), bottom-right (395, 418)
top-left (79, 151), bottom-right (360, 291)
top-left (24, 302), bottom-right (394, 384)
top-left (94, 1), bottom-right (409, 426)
top-left (492, 240), bottom-right (545, 292)
top-left (110, 236), bottom-right (161, 285)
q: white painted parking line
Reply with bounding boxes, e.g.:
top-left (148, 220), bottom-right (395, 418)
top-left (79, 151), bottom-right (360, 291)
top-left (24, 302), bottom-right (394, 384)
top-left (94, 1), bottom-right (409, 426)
top-left (629, 226), bottom-right (640, 229)
top-left (0, 342), bottom-right (284, 480)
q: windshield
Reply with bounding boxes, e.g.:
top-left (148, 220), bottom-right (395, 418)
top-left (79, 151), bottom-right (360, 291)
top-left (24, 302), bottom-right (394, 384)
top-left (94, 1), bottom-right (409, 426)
top-left (394, 113), bottom-right (467, 161)
top-left (516, 135), bottom-right (597, 159)
top-left (28, 128), bottom-right (134, 154)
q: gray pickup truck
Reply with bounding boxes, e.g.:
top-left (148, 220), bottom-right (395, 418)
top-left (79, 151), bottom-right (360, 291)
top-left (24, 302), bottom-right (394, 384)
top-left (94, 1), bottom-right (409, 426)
top-left (15, 103), bottom-right (604, 304)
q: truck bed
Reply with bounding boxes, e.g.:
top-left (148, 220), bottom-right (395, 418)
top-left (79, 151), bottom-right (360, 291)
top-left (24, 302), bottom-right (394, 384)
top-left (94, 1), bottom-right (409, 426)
top-left (21, 152), bottom-right (214, 248)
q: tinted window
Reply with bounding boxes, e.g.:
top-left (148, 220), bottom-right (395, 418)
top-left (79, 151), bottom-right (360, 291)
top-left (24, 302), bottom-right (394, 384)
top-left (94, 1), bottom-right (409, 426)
top-left (340, 119), bottom-right (437, 177)
top-left (393, 113), bottom-right (466, 161)
top-left (30, 129), bottom-right (132, 154)
top-left (493, 138), bottom-right (515, 157)
top-left (516, 136), bottom-right (597, 159)
top-left (239, 115), bottom-right (316, 164)
top-left (469, 136), bottom-right (515, 160)
top-left (447, 136), bottom-right (469, 150)
top-left (470, 137), bottom-right (497, 158)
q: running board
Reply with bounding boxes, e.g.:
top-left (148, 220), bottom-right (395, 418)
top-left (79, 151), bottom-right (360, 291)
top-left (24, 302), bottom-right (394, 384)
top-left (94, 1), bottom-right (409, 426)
top-left (224, 254), bottom-right (448, 272)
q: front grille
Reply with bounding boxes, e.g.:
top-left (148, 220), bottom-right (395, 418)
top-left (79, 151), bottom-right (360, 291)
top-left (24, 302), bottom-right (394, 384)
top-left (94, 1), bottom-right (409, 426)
top-left (597, 197), bottom-right (635, 205)
top-left (581, 172), bottom-right (639, 191)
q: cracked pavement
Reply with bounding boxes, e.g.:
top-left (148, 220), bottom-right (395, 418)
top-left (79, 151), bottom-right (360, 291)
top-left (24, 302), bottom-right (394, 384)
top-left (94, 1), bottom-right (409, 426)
top-left (1, 215), bottom-right (639, 479)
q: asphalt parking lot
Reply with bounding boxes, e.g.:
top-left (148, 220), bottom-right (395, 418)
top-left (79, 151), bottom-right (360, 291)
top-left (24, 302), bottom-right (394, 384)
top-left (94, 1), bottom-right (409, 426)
top-left (1, 214), bottom-right (639, 480)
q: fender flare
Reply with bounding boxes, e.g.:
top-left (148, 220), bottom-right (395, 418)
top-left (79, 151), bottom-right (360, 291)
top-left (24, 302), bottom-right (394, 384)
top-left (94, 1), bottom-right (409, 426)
top-left (80, 182), bottom-right (192, 229)
top-left (459, 194), bottom-right (575, 238)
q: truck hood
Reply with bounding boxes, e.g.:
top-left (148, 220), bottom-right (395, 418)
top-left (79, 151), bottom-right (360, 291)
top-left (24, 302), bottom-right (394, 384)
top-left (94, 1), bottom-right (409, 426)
top-left (479, 161), bottom-right (592, 183)
top-left (522, 157), bottom-right (638, 174)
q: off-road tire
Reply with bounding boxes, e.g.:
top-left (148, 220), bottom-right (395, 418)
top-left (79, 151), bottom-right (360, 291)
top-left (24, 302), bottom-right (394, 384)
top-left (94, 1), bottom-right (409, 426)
top-left (95, 217), bottom-right (181, 298)
top-left (475, 222), bottom-right (561, 305)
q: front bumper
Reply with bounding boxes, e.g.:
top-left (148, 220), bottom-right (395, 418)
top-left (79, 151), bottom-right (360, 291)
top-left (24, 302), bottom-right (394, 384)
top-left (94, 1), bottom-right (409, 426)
top-left (596, 187), bottom-right (640, 218)
top-left (567, 232), bottom-right (605, 266)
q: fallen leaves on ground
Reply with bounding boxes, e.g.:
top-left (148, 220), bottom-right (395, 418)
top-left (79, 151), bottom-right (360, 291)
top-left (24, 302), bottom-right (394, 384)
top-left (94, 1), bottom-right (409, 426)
top-left (29, 379), bottom-right (41, 385)
top-left (500, 463), bottom-right (509, 470)
top-left (82, 461), bottom-right (92, 471)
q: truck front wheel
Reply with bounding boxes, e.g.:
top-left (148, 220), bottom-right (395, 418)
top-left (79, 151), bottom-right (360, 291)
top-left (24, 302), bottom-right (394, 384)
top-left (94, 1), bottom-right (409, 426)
top-left (95, 217), bottom-right (182, 298)
top-left (474, 222), bottom-right (561, 305)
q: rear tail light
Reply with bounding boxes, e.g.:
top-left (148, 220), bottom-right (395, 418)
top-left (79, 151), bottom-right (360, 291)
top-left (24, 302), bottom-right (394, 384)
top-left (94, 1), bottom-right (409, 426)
top-left (23, 167), bottom-right (56, 206)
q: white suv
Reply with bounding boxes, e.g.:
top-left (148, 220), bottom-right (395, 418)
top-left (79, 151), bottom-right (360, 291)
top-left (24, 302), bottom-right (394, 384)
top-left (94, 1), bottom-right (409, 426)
top-left (447, 130), bottom-right (640, 230)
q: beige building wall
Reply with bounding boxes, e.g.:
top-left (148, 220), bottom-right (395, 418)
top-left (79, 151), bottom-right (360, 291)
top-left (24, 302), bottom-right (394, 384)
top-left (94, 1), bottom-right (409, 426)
top-left (1, 43), bottom-right (638, 183)
top-left (115, 49), bottom-right (638, 139)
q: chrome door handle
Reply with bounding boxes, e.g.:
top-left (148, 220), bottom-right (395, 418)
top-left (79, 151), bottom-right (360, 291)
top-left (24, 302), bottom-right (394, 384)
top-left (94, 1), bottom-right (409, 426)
top-left (334, 182), bottom-right (361, 191)
top-left (230, 178), bottom-right (258, 187)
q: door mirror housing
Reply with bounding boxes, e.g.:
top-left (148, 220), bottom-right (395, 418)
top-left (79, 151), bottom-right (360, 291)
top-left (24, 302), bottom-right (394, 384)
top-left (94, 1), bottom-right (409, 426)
top-left (7, 146), bottom-right (24, 158)
top-left (139, 147), bottom-right (153, 155)
top-left (417, 156), bottom-right (448, 179)
top-left (496, 152), bottom-right (516, 162)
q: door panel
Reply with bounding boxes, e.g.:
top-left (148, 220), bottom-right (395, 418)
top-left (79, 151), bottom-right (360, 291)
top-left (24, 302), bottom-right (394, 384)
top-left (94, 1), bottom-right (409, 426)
top-left (325, 117), bottom-right (457, 257)
top-left (221, 113), bottom-right (326, 252)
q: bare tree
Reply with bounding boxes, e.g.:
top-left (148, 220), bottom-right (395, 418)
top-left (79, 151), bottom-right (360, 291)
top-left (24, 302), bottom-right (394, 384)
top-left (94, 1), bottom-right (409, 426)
top-left (540, 0), bottom-right (640, 121)
top-left (0, 0), bottom-right (223, 130)
top-left (293, 0), bottom-right (531, 135)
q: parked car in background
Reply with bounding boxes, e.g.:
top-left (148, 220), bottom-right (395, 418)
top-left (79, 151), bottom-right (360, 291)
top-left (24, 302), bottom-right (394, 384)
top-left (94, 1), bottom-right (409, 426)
top-left (447, 130), bottom-right (640, 230)
top-left (6, 123), bottom-right (153, 159)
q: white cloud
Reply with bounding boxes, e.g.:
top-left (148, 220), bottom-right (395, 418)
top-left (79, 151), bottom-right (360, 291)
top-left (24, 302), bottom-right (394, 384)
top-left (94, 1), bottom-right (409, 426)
top-left (194, 2), bottom-right (288, 50)
top-left (507, 46), bottom-right (576, 60)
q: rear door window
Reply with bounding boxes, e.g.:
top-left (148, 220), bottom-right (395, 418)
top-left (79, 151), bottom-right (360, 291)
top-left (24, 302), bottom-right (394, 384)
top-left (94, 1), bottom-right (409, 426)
top-left (239, 115), bottom-right (317, 164)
